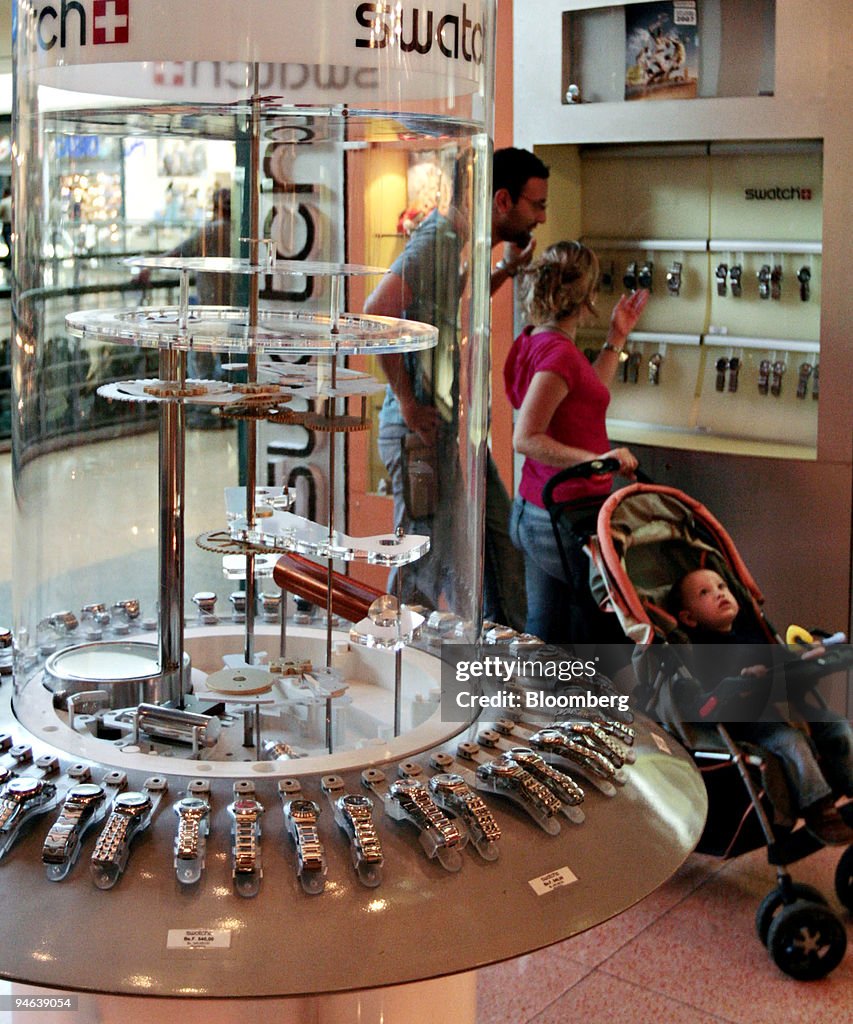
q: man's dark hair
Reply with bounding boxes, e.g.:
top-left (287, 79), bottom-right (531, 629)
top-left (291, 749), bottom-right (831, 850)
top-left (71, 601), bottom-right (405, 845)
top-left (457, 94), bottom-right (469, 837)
top-left (493, 147), bottom-right (549, 201)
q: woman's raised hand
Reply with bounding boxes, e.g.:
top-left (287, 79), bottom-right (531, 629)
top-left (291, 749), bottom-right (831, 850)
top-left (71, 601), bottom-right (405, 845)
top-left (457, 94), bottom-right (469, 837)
top-left (609, 288), bottom-right (650, 340)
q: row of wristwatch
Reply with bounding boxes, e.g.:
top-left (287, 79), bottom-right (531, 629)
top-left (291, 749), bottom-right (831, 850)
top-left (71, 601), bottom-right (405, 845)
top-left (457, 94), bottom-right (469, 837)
top-left (0, 710), bottom-right (634, 894)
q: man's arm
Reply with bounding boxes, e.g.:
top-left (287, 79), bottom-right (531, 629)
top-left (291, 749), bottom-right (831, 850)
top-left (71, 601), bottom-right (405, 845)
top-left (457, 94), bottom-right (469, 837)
top-left (365, 270), bottom-right (438, 443)
top-left (490, 239), bottom-right (537, 295)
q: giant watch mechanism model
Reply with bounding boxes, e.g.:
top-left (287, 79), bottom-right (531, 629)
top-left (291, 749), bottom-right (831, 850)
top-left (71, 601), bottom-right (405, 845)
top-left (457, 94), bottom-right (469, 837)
top-left (5, 1), bottom-right (706, 1018)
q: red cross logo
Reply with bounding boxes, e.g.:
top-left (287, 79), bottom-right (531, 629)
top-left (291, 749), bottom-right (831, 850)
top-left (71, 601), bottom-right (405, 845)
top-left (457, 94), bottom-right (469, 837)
top-left (93, 0), bottom-right (130, 45)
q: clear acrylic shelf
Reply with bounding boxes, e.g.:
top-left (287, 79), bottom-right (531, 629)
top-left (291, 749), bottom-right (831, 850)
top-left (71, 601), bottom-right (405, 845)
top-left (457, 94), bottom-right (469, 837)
top-left (67, 307), bottom-right (439, 355)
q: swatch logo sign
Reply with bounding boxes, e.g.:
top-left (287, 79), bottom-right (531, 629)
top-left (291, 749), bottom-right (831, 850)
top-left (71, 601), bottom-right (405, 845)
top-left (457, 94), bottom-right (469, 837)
top-left (33, 0), bottom-right (130, 51)
top-left (355, 2), bottom-right (485, 64)
top-left (744, 186), bottom-right (813, 201)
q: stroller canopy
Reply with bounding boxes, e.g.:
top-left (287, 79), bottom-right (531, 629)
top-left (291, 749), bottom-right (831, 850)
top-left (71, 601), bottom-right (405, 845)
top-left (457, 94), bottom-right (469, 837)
top-left (587, 484), bottom-right (768, 647)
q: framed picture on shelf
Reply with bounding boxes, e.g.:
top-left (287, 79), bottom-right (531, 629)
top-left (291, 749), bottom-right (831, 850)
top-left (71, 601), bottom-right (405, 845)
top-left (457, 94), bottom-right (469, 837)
top-left (625, 1), bottom-right (699, 102)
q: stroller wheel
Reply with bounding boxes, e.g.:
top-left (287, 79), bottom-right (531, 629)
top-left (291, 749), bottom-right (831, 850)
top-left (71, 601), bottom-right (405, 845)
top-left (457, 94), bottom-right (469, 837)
top-left (834, 845), bottom-right (853, 912)
top-left (755, 883), bottom-right (828, 946)
top-left (766, 900), bottom-right (847, 981)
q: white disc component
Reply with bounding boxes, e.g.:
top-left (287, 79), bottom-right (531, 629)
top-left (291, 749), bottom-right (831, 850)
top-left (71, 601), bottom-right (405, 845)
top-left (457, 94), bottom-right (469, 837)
top-left (66, 307), bottom-right (438, 355)
top-left (204, 666), bottom-right (274, 695)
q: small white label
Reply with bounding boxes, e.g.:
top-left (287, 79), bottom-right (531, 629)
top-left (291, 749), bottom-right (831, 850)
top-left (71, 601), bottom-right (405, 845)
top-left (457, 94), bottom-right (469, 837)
top-left (167, 929), bottom-right (232, 950)
top-left (528, 866), bottom-right (578, 896)
top-left (651, 732), bottom-right (673, 755)
top-left (673, 2), bottom-right (698, 26)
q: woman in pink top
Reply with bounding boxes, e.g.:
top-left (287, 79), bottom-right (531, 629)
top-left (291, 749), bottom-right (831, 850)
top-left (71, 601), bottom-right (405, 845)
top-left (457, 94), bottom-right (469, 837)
top-left (504, 240), bottom-right (648, 643)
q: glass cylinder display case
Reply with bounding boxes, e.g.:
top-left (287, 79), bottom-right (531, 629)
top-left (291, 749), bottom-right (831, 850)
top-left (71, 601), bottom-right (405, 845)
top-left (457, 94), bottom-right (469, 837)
top-left (3, 2), bottom-right (705, 1017)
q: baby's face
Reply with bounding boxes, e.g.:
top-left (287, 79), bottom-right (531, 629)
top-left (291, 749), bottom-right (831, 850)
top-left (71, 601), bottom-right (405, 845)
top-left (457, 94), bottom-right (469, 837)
top-left (678, 569), bottom-right (740, 632)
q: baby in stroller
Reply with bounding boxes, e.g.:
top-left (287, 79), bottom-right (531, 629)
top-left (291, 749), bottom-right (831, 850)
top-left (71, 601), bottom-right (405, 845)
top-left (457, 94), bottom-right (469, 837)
top-left (670, 567), bottom-right (853, 846)
top-left (585, 479), bottom-right (853, 978)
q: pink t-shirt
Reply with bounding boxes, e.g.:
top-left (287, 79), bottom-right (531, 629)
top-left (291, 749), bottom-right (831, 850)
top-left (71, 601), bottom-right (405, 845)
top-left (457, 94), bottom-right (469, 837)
top-left (504, 326), bottom-right (612, 508)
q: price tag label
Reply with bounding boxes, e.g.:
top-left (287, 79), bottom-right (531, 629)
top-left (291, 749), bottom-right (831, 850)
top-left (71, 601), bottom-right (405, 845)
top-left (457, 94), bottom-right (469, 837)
top-left (167, 928), bottom-right (232, 950)
top-left (651, 732), bottom-right (673, 755)
top-left (528, 866), bottom-right (578, 896)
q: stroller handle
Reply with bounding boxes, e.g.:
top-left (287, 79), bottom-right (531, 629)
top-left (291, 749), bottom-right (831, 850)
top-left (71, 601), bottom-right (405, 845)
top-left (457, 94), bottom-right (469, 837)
top-left (542, 457), bottom-right (621, 508)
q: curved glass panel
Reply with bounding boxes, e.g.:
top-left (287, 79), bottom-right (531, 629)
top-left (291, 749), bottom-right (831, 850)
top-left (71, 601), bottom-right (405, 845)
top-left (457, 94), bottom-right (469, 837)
top-left (11, 0), bottom-right (496, 762)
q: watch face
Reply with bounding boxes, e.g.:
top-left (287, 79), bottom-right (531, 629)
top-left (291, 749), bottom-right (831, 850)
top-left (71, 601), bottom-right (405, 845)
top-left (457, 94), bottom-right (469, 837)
top-left (232, 798), bottom-right (261, 814)
top-left (7, 778), bottom-right (42, 797)
top-left (288, 799), bottom-right (317, 817)
top-left (69, 783), bottom-right (104, 800)
top-left (432, 773), bottom-right (464, 788)
top-left (341, 794), bottom-right (372, 810)
top-left (178, 797), bottom-right (208, 813)
top-left (115, 792), bottom-right (151, 811)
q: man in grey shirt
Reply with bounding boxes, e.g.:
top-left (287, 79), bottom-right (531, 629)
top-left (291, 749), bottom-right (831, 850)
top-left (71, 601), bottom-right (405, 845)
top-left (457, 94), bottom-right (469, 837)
top-left (365, 148), bottom-right (549, 629)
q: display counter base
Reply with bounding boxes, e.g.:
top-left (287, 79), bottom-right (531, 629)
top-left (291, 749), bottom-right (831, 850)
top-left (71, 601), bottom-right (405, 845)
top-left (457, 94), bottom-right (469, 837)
top-left (10, 975), bottom-right (477, 1024)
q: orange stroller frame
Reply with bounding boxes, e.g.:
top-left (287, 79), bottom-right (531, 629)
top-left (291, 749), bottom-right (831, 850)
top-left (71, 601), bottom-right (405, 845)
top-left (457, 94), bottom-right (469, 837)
top-left (547, 471), bottom-right (853, 980)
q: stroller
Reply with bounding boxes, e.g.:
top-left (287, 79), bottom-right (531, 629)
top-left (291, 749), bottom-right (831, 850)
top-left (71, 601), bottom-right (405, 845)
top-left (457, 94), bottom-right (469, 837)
top-left (544, 461), bottom-right (853, 980)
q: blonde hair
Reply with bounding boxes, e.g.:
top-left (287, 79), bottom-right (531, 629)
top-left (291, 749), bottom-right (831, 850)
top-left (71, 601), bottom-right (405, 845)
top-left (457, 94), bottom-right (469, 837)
top-left (520, 240), bottom-right (600, 324)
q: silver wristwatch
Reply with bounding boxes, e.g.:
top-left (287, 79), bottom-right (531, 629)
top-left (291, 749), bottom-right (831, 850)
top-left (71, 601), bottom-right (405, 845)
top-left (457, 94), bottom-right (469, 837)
top-left (43, 783), bottom-right (107, 879)
top-left (173, 792), bottom-right (211, 885)
top-left (90, 778), bottom-right (166, 890)
top-left (429, 772), bottom-right (502, 849)
top-left (504, 748), bottom-right (585, 806)
top-left (0, 776), bottom-right (59, 860)
top-left (528, 727), bottom-right (618, 781)
top-left (474, 757), bottom-right (564, 834)
top-left (554, 721), bottom-right (626, 768)
top-left (389, 778), bottom-right (462, 850)
top-left (324, 783), bottom-right (384, 888)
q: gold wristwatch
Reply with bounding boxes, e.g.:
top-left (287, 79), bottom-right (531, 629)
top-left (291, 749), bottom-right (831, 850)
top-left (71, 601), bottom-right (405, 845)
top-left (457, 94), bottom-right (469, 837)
top-left (227, 792), bottom-right (264, 897)
top-left (284, 798), bottom-right (326, 894)
top-left (337, 793), bottom-right (384, 865)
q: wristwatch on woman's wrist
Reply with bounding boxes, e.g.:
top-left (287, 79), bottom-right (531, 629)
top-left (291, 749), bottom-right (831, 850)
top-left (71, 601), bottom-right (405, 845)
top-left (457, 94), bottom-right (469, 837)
top-left (601, 341), bottom-right (628, 361)
top-left (495, 258), bottom-right (518, 278)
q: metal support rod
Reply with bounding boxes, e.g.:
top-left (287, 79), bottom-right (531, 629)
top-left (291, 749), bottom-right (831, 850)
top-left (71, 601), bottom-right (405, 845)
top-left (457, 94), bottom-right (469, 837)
top-left (243, 66), bottom-right (262, 669)
top-left (242, 706), bottom-right (256, 748)
top-left (158, 347), bottom-right (187, 707)
top-left (325, 354), bottom-right (338, 669)
top-left (279, 586), bottom-right (288, 660)
top-left (329, 272), bottom-right (342, 334)
top-left (325, 695), bottom-right (334, 755)
top-left (394, 572), bottom-right (403, 737)
top-left (178, 269), bottom-right (190, 334)
top-left (243, 516), bottom-right (256, 667)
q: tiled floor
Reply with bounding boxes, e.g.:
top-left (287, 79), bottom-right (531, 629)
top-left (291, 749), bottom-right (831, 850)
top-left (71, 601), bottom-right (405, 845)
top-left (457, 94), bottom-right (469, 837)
top-left (476, 844), bottom-right (853, 1023)
top-left (2, 440), bottom-right (853, 1020)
